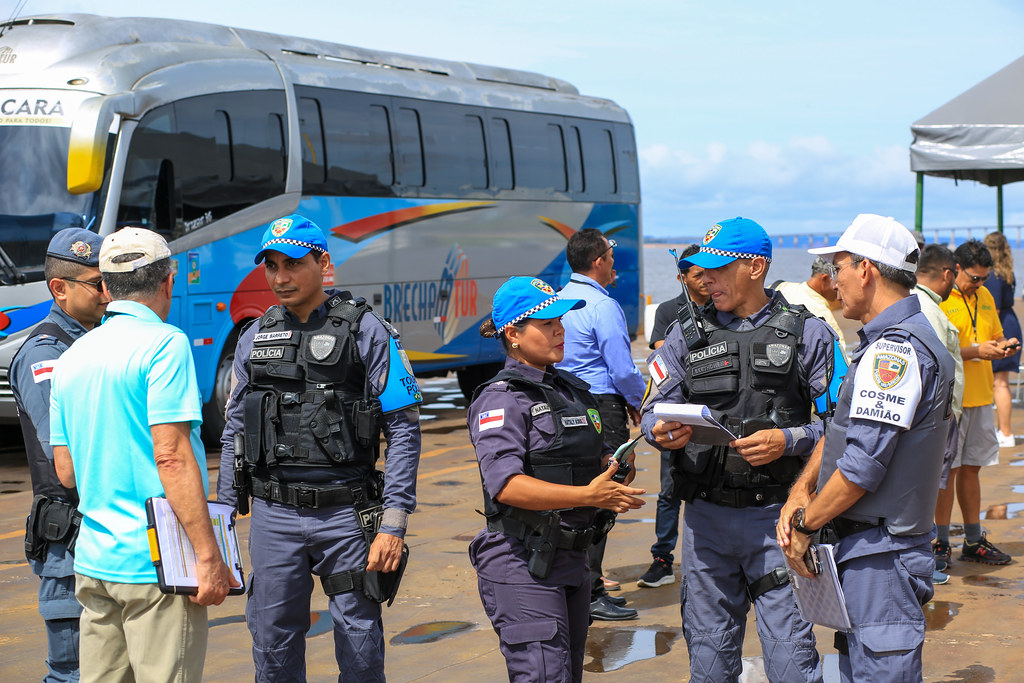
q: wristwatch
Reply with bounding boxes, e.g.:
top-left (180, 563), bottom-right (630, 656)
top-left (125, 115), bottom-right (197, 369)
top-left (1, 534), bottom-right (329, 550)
top-left (791, 507), bottom-right (818, 535)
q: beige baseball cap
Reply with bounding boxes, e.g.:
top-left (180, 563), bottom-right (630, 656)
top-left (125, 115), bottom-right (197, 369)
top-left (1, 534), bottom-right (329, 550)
top-left (99, 228), bottom-right (172, 273)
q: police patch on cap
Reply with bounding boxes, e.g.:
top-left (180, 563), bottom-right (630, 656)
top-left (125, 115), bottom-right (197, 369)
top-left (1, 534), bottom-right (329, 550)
top-left (270, 218), bottom-right (293, 237)
top-left (46, 227), bottom-right (103, 267)
top-left (71, 240), bottom-right (92, 260)
top-left (531, 278), bottom-right (555, 295)
top-left (702, 224), bottom-right (722, 245)
top-left (309, 334), bottom-right (336, 361)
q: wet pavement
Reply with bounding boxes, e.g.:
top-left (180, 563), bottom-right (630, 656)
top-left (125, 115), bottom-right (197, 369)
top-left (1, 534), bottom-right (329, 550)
top-left (2, 340), bottom-right (1024, 681)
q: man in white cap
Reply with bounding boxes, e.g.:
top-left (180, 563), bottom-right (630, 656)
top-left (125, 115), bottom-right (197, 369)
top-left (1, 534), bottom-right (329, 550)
top-left (778, 214), bottom-right (955, 681)
top-left (50, 227), bottom-right (237, 683)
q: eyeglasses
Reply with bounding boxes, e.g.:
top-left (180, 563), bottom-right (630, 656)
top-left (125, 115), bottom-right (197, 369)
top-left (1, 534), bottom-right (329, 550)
top-left (62, 277), bottom-right (104, 293)
top-left (823, 259), bottom-right (859, 278)
top-left (962, 272), bottom-right (987, 284)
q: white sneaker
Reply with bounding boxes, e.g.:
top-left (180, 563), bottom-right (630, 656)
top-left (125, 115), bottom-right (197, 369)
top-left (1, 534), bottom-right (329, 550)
top-left (997, 432), bottom-right (1015, 448)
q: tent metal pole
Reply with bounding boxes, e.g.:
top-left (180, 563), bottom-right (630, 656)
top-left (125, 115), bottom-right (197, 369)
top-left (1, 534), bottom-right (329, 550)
top-left (915, 172), bottom-right (924, 231)
top-left (997, 176), bottom-right (1004, 233)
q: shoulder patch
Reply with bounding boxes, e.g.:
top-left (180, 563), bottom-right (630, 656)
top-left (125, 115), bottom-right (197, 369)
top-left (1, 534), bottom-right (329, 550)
top-left (31, 360), bottom-right (57, 383)
top-left (531, 402), bottom-right (551, 417)
top-left (649, 355), bottom-right (669, 386)
top-left (849, 337), bottom-right (921, 428)
top-left (478, 408), bottom-right (505, 432)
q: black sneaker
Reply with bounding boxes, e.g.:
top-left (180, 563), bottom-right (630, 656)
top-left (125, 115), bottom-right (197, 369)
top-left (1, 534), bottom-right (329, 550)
top-left (933, 540), bottom-right (952, 572)
top-left (637, 557), bottom-right (675, 587)
top-left (961, 535), bottom-right (1011, 565)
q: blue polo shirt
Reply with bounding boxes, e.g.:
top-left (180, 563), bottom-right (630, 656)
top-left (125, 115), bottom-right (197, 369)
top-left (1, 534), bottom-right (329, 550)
top-left (50, 300), bottom-right (206, 583)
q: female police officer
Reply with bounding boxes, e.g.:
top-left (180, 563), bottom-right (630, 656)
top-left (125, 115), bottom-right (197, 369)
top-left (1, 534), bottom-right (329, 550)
top-left (467, 276), bottom-right (646, 682)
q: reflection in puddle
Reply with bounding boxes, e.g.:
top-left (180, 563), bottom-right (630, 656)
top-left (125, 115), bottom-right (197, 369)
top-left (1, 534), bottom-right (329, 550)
top-left (1009, 459), bottom-right (1024, 466)
top-left (962, 575), bottom-right (1022, 590)
top-left (452, 532), bottom-right (478, 541)
top-left (944, 665), bottom-right (996, 683)
top-left (431, 480), bottom-right (463, 486)
top-left (984, 502), bottom-right (1024, 519)
top-left (308, 611), bottom-right (333, 637)
top-left (923, 601), bottom-right (961, 630)
top-left (740, 654), bottom-right (839, 682)
top-left (584, 627), bottom-right (679, 673)
top-left (390, 620), bottom-right (474, 645)
top-left (0, 490), bottom-right (21, 495)
top-left (615, 518), bottom-right (657, 525)
top-left (1011, 485), bottom-right (1024, 494)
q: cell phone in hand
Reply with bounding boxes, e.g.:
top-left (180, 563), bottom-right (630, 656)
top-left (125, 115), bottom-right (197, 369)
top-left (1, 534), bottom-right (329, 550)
top-left (803, 545), bottom-right (821, 575)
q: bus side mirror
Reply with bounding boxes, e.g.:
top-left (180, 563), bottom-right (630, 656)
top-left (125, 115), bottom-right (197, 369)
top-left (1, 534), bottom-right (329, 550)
top-left (67, 93), bottom-right (135, 195)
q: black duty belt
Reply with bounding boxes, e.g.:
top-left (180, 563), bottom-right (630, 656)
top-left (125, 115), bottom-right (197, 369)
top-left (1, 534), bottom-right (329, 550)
top-left (250, 476), bottom-right (362, 509)
top-left (487, 516), bottom-right (596, 551)
top-left (831, 517), bottom-right (883, 539)
top-left (695, 485), bottom-right (789, 509)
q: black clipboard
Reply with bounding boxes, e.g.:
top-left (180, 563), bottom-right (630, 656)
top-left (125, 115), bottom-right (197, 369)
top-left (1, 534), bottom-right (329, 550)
top-left (145, 497), bottom-right (245, 596)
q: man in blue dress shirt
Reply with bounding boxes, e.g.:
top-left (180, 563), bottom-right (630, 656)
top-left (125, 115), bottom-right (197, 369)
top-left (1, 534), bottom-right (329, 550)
top-left (557, 227), bottom-right (646, 620)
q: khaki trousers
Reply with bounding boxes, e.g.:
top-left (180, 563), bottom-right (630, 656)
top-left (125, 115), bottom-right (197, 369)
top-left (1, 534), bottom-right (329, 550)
top-left (75, 574), bottom-right (208, 683)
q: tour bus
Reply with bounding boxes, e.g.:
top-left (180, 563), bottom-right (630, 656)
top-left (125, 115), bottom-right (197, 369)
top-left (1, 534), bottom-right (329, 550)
top-left (0, 14), bottom-right (642, 439)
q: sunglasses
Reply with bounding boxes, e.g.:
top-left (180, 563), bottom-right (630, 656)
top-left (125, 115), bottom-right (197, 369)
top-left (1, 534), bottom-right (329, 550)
top-left (62, 277), bottom-right (104, 293)
top-left (961, 272), bottom-right (987, 284)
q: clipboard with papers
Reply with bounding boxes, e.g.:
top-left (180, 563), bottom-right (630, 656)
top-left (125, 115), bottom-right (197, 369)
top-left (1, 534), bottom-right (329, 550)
top-left (788, 543), bottom-right (852, 632)
top-left (653, 403), bottom-right (738, 446)
top-left (145, 497), bottom-right (245, 596)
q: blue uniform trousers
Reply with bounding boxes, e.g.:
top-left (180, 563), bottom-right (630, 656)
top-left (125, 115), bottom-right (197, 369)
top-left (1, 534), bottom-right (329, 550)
top-left (651, 449), bottom-right (681, 562)
top-left (477, 574), bottom-right (591, 683)
top-left (247, 498), bottom-right (384, 683)
top-left (31, 542), bottom-right (81, 683)
top-left (837, 543), bottom-right (933, 682)
top-left (680, 499), bottom-right (821, 683)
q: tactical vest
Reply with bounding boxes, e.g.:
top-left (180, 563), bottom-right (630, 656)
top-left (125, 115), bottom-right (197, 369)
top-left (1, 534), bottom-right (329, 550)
top-left (243, 293), bottom-right (380, 471)
top-left (819, 321), bottom-right (954, 536)
top-left (473, 368), bottom-right (604, 520)
top-left (13, 321), bottom-right (79, 503)
top-left (673, 299), bottom-right (815, 502)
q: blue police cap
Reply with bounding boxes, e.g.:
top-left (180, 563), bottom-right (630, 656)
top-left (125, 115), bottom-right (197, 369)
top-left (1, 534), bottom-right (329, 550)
top-left (491, 276), bottom-right (585, 336)
top-left (254, 214), bottom-right (329, 264)
top-left (46, 228), bottom-right (103, 268)
top-left (684, 217), bottom-right (773, 270)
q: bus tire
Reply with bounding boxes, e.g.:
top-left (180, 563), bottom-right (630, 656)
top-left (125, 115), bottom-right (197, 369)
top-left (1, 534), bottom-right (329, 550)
top-left (201, 329), bottom-right (240, 446)
top-left (456, 362), bottom-right (503, 402)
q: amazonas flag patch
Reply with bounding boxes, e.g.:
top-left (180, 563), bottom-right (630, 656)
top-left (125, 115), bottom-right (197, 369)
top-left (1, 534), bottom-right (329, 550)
top-left (649, 355), bottom-right (669, 386)
top-left (478, 408), bottom-right (505, 432)
top-left (31, 360), bottom-right (57, 384)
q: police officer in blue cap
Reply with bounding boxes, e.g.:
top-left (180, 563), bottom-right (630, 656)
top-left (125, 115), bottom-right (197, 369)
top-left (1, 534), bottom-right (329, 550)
top-left (778, 214), bottom-right (954, 681)
top-left (11, 227), bottom-right (108, 683)
top-left (468, 276), bottom-right (646, 682)
top-left (217, 214), bottom-right (422, 682)
top-left (641, 217), bottom-right (843, 682)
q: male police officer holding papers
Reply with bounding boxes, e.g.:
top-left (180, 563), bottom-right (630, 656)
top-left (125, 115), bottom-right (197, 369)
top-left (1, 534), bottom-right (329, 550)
top-left (11, 228), bottom-right (107, 683)
top-left (778, 215), bottom-right (954, 681)
top-left (642, 217), bottom-right (841, 682)
top-left (218, 215), bottom-right (422, 682)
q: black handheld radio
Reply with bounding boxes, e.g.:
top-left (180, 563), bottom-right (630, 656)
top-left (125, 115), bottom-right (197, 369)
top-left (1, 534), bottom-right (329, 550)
top-left (668, 248), bottom-right (709, 351)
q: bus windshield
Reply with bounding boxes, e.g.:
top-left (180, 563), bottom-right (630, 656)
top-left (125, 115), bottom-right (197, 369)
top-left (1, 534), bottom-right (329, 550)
top-left (0, 125), bottom-right (101, 283)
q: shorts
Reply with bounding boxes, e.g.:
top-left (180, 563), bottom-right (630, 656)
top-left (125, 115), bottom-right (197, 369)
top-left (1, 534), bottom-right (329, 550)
top-left (955, 404), bottom-right (999, 468)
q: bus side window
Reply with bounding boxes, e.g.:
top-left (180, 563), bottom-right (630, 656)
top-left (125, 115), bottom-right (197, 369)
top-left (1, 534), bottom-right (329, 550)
top-left (508, 112), bottom-right (568, 195)
top-left (488, 117), bottom-right (514, 191)
top-left (396, 106), bottom-right (425, 190)
top-left (298, 96), bottom-right (327, 193)
top-left (580, 122), bottom-right (617, 198)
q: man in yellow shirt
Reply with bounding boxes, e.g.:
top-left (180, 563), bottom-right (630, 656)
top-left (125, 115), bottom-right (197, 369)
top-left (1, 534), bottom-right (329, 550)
top-left (939, 240), bottom-right (1018, 566)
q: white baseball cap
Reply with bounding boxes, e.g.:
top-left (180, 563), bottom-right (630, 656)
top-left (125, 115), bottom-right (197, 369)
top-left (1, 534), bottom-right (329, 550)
top-left (808, 214), bottom-right (919, 273)
top-left (99, 228), bottom-right (172, 273)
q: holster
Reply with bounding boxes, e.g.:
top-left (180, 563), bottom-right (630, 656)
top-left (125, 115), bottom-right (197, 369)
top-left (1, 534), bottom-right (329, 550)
top-left (524, 509), bottom-right (562, 579)
top-left (233, 433), bottom-right (251, 516)
top-left (25, 495), bottom-right (81, 562)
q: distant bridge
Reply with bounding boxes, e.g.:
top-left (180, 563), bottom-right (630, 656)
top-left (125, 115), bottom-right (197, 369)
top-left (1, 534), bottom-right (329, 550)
top-left (649, 225), bottom-right (1024, 250)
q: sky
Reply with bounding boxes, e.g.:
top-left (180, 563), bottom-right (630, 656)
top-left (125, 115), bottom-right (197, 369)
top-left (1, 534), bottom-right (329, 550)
top-left (5, 0), bottom-right (1024, 239)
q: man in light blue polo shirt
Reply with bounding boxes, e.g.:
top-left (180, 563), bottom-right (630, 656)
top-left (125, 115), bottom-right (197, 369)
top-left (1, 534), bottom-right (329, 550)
top-left (51, 227), bottom-right (237, 683)
top-left (557, 227), bottom-right (646, 620)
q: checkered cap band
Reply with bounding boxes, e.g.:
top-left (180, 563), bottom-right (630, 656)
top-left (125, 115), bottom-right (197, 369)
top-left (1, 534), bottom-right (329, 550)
top-left (701, 246), bottom-right (772, 263)
top-left (262, 237), bottom-right (321, 252)
top-left (497, 296), bottom-right (559, 336)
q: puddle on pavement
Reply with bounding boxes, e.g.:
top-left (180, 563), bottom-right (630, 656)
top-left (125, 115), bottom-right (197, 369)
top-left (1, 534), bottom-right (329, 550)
top-left (583, 627), bottom-right (679, 673)
top-left (985, 502), bottom-right (1024, 519)
top-left (452, 532), bottom-right (478, 541)
top-left (431, 480), bottom-right (463, 486)
top-left (943, 665), bottom-right (996, 683)
top-left (417, 501), bottom-right (453, 507)
top-left (962, 575), bottom-right (1023, 590)
top-left (208, 614), bottom-right (245, 628)
top-left (0, 559), bottom-right (27, 565)
top-left (1011, 485), bottom-right (1024, 494)
top-left (615, 518), bottom-right (656, 524)
top-left (390, 620), bottom-right (474, 645)
top-left (923, 601), bottom-right (961, 630)
top-left (0, 480), bottom-right (24, 484)
top-left (307, 611), bottom-right (333, 637)
top-left (1009, 459), bottom-right (1024, 466)
top-left (0, 489), bottom-right (21, 495)
top-left (739, 654), bottom-right (839, 682)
